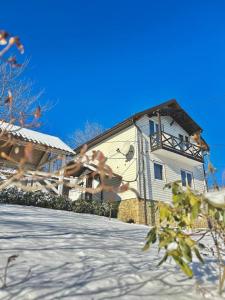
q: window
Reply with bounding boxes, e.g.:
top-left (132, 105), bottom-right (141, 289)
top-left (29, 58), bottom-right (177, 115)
top-left (149, 120), bottom-right (155, 135)
top-left (178, 134), bottom-right (183, 149)
top-left (85, 177), bottom-right (93, 200)
top-left (184, 136), bottom-right (190, 150)
top-left (149, 120), bottom-right (163, 135)
top-left (181, 170), bottom-right (193, 187)
top-left (154, 163), bottom-right (163, 180)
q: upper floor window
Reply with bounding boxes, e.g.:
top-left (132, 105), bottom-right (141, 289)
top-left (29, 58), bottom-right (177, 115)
top-left (181, 170), bottom-right (193, 187)
top-left (179, 134), bottom-right (190, 151)
top-left (149, 120), bottom-right (164, 135)
top-left (154, 163), bottom-right (163, 180)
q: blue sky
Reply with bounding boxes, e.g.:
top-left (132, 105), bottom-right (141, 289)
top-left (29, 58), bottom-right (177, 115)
top-left (1, 0), bottom-right (225, 184)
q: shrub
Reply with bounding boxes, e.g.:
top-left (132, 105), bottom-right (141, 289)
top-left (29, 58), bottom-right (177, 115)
top-left (0, 187), bottom-right (72, 211)
top-left (0, 187), bottom-right (120, 218)
top-left (71, 199), bottom-right (120, 218)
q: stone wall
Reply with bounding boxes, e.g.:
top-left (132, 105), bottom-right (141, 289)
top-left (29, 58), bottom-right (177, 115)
top-left (117, 198), bottom-right (140, 223)
top-left (117, 198), bottom-right (157, 225)
top-left (118, 198), bottom-right (207, 228)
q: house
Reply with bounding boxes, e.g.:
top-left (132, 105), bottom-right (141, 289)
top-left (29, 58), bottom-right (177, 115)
top-left (71, 99), bottom-right (209, 225)
top-left (67, 162), bottom-right (122, 202)
top-left (0, 122), bottom-right (74, 194)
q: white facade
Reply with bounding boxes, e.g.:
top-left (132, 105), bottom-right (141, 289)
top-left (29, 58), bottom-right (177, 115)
top-left (70, 114), bottom-right (206, 203)
top-left (79, 126), bottom-right (138, 201)
top-left (136, 115), bottom-right (206, 203)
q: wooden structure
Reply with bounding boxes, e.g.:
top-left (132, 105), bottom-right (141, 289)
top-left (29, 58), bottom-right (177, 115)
top-left (0, 122), bottom-right (74, 195)
top-left (150, 130), bottom-right (203, 162)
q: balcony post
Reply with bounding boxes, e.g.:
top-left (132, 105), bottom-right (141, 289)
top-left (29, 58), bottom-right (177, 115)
top-left (157, 110), bottom-right (162, 147)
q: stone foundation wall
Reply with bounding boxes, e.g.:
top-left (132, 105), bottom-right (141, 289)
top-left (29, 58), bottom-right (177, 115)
top-left (117, 198), bottom-right (140, 224)
top-left (118, 198), bottom-right (207, 228)
top-left (118, 198), bottom-right (157, 225)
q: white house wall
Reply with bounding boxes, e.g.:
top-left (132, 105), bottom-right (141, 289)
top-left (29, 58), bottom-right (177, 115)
top-left (136, 115), bottom-right (206, 203)
top-left (85, 125), bottom-right (138, 201)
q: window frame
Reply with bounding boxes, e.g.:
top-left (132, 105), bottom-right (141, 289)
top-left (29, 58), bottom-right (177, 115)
top-left (149, 119), bottom-right (164, 136)
top-left (180, 169), bottom-right (193, 188)
top-left (149, 120), bottom-right (155, 136)
top-left (154, 162), bottom-right (164, 181)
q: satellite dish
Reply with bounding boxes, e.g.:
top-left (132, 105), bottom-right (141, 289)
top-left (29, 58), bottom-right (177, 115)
top-left (116, 142), bottom-right (135, 162)
top-left (125, 145), bottom-right (135, 161)
top-left (121, 141), bottom-right (131, 154)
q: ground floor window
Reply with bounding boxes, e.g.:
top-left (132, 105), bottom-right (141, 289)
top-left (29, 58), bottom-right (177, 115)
top-left (154, 163), bottom-right (163, 180)
top-left (181, 170), bottom-right (193, 187)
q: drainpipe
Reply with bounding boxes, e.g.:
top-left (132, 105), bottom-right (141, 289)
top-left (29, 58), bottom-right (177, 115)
top-left (133, 119), bottom-right (148, 225)
top-left (202, 151), bottom-right (209, 192)
top-left (199, 130), bottom-right (209, 193)
top-left (157, 110), bottom-right (162, 147)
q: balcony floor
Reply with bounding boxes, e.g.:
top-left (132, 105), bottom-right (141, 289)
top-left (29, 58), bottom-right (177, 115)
top-left (151, 148), bottom-right (203, 166)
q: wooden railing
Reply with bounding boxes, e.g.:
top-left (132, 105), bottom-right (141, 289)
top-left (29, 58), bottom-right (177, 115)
top-left (0, 168), bottom-right (73, 195)
top-left (150, 131), bottom-right (203, 162)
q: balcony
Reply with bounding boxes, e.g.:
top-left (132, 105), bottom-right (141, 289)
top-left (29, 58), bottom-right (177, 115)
top-left (150, 131), bottom-right (204, 163)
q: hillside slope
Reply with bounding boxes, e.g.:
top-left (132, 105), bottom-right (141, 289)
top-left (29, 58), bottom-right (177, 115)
top-left (0, 204), bottom-right (222, 300)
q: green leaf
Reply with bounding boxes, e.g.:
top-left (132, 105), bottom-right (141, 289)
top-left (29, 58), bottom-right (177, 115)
top-left (172, 255), bottom-right (193, 277)
top-left (159, 205), bottom-right (170, 220)
top-left (146, 227), bottom-right (156, 240)
top-left (180, 261), bottom-right (193, 277)
top-left (159, 236), bottom-right (173, 248)
top-left (171, 182), bottom-right (182, 195)
top-left (185, 237), bottom-right (196, 248)
top-left (173, 194), bottom-right (181, 202)
top-left (142, 241), bottom-right (151, 251)
top-left (179, 240), bottom-right (192, 262)
top-left (143, 227), bottom-right (157, 251)
top-left (157, 253), bottom-right (168, 266)
top-left (215, 211), bottom-right (220, 220)
top-left (193, 247), bottom-right (204, 264)
top-left (198, 243), bottom-right (206, 249)
top-left (191, 203), bottom-right (200, 220)
top-left (189, 194), bottom-right (199, 207)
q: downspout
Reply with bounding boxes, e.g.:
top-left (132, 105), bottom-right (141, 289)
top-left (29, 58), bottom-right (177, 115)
top-left (200, 130), bottom-right (209, 193)
top-left (132, 118), bottom-right (148, 225)
top-left (202, 151), bottom-right (209, 192)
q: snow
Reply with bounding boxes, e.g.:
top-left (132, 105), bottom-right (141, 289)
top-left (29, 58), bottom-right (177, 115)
top-left (0, 122), bottom-right (74, 154)
top-left (0, 204), bottom-right (223, 300)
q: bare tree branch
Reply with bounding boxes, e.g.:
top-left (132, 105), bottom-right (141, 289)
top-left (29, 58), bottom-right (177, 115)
top-left (69, 121), bottom-right (104, 148)
top-left (0, 60), bottom-right (47, 127)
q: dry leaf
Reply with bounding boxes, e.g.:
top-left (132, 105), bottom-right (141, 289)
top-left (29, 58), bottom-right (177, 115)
top-left (7, 254), bottom-right (18, 264)
top-left (34, 106), bottom-right (41, 119)
top-left (5, 90), bottom-right (13, 107)
top-left (24, 143), bottom-right (33, 162)
top-left (80, 144), bottom-right (88, 156)
top-left (0, 31), bottom-right (9, 45)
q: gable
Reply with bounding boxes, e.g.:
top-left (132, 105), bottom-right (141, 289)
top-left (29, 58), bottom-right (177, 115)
top-left (74, 99), bottom-right (205, 153)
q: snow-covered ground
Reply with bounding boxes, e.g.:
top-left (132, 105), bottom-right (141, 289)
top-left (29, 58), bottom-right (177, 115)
top-left (0, 204), bottom-right (223, 300)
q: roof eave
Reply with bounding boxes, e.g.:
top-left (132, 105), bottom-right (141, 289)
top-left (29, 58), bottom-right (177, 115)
top-left (74, 99), bottom-right (206, 152)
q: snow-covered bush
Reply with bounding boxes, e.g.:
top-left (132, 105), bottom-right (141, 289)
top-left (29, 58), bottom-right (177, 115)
top-left (0, 187), bottom-right (120, 218)
top-left (0, 187), bottom-right (72, 211)
top-left (71, 199), bottom-right (120, 218)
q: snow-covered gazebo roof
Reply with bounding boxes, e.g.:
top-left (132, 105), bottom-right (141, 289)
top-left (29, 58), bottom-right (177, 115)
top-left (0, 122), bottom-right (74, 170)
top-left (0, 122), bottom-right (74, 154)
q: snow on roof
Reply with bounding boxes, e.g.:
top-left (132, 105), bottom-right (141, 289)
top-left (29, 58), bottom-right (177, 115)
top-left (0, 122), bottom-right (74, 154)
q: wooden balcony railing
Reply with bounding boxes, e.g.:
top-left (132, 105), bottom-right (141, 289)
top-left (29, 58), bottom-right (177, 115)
top-left (150, 131), bottom-right (204, 162)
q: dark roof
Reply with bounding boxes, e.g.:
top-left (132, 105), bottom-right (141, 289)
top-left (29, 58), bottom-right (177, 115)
top-left (75, 99), bottom-right (205, 152)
